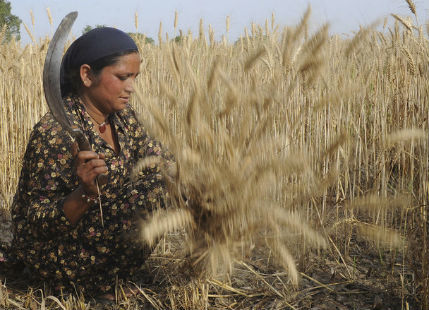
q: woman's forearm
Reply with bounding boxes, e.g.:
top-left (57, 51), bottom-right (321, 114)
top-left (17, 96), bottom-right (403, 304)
top-left (63, 186), bottom-right (94, 225)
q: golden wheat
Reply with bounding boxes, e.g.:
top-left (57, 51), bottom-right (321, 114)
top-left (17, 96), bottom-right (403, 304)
top-left (0, 2), bottom-right (428, 308)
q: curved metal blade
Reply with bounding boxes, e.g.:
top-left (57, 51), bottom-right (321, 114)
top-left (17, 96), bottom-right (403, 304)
top-left (43, 11), bottom-right (78, 135)
top-left (42, 12), bottom-right (108, 188)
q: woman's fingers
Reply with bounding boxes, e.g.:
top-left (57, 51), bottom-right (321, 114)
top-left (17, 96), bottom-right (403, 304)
top-left (82, 166), bottom-right (107, 184)
top-left (77, 159), bottom-right (107, 177)
top-left (76, 150), bottom-right (100, 164)
top-left (81, 164), bottom-right (107, 179)
top-left (71, 142), bottom-right (79, 157)
top-left (83, 158), bottom-right (107, 170)
top-left (75, 151), bottom-right (108, 194)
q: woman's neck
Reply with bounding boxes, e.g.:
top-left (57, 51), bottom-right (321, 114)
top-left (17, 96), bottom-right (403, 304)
top-left (80, 95), bottom-right (109, 124)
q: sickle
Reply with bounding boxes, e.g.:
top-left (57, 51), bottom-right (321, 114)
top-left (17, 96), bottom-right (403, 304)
top-left (43, 12), bottom-right (78, 138)
top-left (43, 11), bottom-right (107, 185)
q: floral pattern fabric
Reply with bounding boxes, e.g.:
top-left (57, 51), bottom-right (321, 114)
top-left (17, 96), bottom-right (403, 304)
top-left (11, 95), bottom-right (169, 295)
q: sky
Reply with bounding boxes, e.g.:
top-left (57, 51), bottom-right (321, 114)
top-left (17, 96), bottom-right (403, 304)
top-left (9, 0), bottom-right (429, 44)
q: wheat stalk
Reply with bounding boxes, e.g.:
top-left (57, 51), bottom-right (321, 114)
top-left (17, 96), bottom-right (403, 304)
top-left (22, 23), bottom-right (35, 43)
top-left (391, 14), bottom-right (413, 32)
top-left (158, 21), bottom-right (163, 45)
top-left (345, 21), bottom-right (378, 56)
top-left (134, 11), bottom-right (138, 31)
top-left (405, 0), bottom-right (417, 16)
top-left (385, 128), bottom-right (426, 146)
top-left (46, 8), bottom-right (53, 27)
top-left (30, 10), bottom-right (35, 27)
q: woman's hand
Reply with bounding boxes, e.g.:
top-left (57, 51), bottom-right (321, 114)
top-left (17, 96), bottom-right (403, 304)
top-left (62, 145), bottom-right (108, 225)
top-left (73, 143), bottom-right (108, 195)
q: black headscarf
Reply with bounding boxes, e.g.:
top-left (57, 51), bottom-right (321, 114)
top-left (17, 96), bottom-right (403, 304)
top-left (60, 27), bottom-right (138, 97)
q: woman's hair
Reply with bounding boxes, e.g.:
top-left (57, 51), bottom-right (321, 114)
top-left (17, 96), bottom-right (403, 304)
top-left (64, 49), bottom-right (138, 95)
top-left (60, 27), bottom-right (139, 97)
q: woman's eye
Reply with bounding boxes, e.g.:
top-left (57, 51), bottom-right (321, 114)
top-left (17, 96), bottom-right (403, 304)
top-left (118, 73), bottom-right (139, 81)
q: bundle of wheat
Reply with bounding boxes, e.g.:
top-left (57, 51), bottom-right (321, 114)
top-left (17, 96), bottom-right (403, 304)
top-left (132, 7), bottom-right (330, 284)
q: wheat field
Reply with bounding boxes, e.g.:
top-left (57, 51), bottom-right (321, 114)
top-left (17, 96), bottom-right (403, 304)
top-left (0, 4), bottom-right (428, 310)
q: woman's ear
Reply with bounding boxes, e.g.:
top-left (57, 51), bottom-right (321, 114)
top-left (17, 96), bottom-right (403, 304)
top-left (80, 64), bottom-right (93, 88)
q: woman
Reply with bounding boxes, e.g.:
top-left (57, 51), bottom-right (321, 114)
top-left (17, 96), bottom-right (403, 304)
top-left (10, 27), bottom-right (170, 297)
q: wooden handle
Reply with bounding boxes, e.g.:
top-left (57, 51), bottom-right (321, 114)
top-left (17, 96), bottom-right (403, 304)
top-left (75, 132), bottom-right (91, 152)
top-left (74, 130), bottom-right (108, 185)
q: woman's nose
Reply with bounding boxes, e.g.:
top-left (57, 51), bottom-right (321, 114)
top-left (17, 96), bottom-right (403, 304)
top-left (125, 80), bottom-right (135, 93)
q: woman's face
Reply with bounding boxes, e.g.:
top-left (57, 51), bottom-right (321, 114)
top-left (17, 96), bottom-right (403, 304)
top-left (83, 52), bottom-right (141, 114)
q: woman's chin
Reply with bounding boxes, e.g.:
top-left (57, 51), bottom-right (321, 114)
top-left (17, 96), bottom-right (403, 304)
top-left (110, 102), bottom-right (129, 112)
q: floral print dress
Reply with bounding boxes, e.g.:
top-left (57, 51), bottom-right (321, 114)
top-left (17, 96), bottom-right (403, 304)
top-left (11, 95), bottom-right (169, 295)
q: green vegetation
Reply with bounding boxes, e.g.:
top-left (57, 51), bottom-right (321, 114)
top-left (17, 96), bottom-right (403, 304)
top-left (0, 0), bottom-right (21, 41)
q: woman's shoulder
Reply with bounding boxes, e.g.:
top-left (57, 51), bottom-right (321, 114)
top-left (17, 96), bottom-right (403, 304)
top-left (117, 104), bottom-right (138, 120)
top-left (116, 104), bottom-right (141, 130)
top-left (27, 112), bottom-right (73, 150)
top-left (32, 112), bottom-right (62, 133)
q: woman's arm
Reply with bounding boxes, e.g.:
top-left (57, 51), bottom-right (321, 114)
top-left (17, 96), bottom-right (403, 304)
top-left (62, 150), bottom-right (107, 225)
top-left (12, 115), bottom-right (107, 239)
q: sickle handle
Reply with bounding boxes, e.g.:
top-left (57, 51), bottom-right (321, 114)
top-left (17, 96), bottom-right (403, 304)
top-left (74, 130), bottom-right (108, 185)
top-left (74, 130), bottom-right (91, 151)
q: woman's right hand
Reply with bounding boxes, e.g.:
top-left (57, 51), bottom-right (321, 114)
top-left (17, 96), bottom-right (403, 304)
top-left (75, 150), bottom-right (108, 195)
top-left (62, 144), bottom-right (108, 225)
